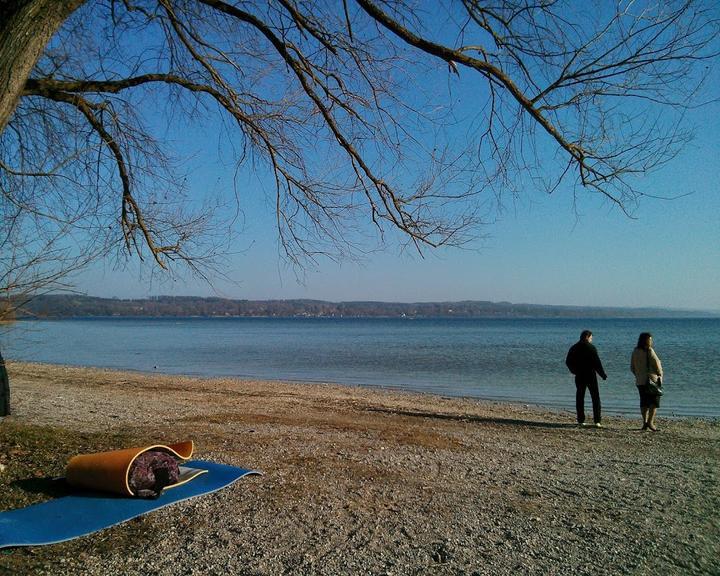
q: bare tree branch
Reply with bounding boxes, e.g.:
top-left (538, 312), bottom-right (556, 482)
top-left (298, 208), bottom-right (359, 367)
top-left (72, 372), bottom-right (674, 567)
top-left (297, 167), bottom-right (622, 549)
top-left (0, 0), bottom-right (718, 314)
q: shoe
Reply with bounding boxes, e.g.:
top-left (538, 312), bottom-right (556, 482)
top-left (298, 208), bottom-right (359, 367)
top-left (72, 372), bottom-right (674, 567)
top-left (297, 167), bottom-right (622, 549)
top-left (641, 423), bottom-right (649, 431)
top-left (578, 422), bottom-right (588, 428)
top-left (594, 422), bottom-right (603, 429)
top-left (648, 425), bottom-right (657, 432)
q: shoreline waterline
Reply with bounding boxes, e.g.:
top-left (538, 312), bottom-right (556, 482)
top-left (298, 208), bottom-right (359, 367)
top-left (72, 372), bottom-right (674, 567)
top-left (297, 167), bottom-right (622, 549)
top-left (3, 316), bottom-right (720, 419)
top-left (6, 360), bottom-right (717, 424)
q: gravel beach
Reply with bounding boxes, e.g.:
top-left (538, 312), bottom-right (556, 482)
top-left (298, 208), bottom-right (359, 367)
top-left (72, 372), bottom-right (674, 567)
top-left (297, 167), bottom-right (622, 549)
top-left (1, 362), bottom-right (719, 575)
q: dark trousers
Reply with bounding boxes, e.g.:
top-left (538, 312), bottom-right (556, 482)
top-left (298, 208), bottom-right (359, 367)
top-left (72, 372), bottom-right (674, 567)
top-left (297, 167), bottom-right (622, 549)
top-left (575, 378), bottom-right (601, 424)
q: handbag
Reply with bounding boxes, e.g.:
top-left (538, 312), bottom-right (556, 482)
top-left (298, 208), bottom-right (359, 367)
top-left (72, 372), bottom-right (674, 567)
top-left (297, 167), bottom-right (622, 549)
top-left (645, 378), bottom-right (664, 396)
top-left (645, 350), bottom-right (663, 396)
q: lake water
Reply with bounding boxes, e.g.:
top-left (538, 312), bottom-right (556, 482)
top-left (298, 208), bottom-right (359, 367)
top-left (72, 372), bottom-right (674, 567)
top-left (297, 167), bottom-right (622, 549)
top-left (2, 317), bottom-right (719, 418)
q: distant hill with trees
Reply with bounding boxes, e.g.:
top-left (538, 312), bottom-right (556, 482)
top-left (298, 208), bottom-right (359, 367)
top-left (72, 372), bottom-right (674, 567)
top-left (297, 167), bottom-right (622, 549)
top-left (13, 295), bottom-right (714, 319)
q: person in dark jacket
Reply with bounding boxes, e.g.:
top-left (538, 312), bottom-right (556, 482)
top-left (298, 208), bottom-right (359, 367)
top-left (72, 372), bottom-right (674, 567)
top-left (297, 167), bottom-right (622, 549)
top-left (0, 346), bottom-right (9, 417)
top-left (565, 330), bottom-right (607, 427)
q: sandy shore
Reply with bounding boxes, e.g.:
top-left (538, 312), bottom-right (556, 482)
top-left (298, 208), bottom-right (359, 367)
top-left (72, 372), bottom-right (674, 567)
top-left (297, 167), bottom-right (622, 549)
top-left (1, 362), bottom-right (719, 575)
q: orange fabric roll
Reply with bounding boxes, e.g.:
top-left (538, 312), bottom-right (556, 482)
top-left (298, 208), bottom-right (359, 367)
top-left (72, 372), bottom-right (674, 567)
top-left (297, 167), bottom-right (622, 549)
top-left (65, 441), bottom-right (195, 496)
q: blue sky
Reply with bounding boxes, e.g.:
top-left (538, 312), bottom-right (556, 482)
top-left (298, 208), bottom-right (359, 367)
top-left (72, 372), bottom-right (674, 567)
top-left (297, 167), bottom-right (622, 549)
top-left (79, 103), bottom-right (720, 312)
top-left (74, 7), bottom-right (720, 312)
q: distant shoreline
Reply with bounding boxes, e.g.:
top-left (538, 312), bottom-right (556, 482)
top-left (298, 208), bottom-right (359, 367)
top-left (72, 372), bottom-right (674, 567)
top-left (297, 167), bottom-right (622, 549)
top-left (14, 313), bottom-right (720, 320)
top-left (12, 294), bottom-right (719, 320)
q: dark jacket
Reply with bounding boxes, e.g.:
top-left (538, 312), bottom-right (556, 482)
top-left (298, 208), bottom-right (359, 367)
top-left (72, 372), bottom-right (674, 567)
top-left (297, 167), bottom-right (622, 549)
top-left (566, 340), bottom-right (607, 383)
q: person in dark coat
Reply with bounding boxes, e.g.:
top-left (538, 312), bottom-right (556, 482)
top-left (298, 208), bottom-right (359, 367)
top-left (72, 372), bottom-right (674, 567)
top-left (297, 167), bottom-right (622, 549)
top-left (0, 346), bottom-right (9, 417)
top-left (565, 330), bottom-right (607, 427)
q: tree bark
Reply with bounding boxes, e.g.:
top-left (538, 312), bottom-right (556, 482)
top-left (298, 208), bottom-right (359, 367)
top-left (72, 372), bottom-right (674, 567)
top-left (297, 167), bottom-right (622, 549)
top-left (0, 0), bottom-right (85, 135)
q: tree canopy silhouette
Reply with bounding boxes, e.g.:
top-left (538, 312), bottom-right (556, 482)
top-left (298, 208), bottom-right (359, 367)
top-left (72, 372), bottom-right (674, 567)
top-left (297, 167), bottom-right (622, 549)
top-left (1, 0), bottom-right (718, 314)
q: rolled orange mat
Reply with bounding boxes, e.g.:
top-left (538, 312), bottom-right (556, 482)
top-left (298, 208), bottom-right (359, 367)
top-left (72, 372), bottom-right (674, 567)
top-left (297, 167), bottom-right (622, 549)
top-left (66, 440), bottom-right (204, 496)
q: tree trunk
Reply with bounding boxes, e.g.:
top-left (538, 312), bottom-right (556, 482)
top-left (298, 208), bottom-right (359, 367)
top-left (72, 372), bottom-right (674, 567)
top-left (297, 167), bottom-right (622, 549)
top-left (0, 0), bottom-right (85, 135)
top-left (0, 349), bottom-right (9, 416)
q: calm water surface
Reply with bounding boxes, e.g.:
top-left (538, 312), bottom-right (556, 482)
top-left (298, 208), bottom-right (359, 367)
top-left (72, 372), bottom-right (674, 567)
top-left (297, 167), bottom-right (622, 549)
top-left (2, 317), bottom-right (718, 418)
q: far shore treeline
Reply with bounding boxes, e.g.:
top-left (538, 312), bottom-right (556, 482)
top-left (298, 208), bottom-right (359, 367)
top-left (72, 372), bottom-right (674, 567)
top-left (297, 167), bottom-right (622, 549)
top-left (9, 295), bottom-right (717, 320)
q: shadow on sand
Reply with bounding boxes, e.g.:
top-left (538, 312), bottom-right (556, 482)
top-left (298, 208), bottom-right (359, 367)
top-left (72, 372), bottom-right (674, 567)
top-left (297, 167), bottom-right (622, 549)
top-left (363, 406), bottom-right (578, 429)
top-left (12, 476), bottom-right (72, 499)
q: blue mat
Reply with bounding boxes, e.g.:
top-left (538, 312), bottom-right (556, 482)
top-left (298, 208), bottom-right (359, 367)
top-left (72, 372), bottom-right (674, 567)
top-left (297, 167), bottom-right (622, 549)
top-left (0, 460), bottom-right (259, 549)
